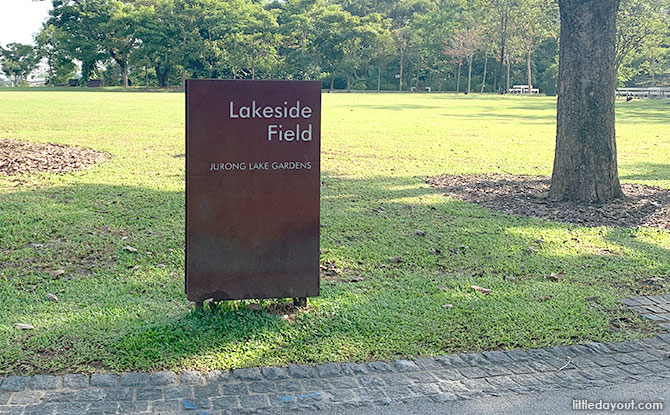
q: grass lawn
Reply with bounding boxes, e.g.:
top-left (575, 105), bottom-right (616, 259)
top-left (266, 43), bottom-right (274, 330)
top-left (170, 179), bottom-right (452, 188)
top-left (0, 90), bottom-right (668, 375)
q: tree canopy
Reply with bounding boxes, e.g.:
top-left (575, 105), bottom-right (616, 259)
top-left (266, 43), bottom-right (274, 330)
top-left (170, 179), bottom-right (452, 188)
top-left (8, 0), bottom-right (670, 89)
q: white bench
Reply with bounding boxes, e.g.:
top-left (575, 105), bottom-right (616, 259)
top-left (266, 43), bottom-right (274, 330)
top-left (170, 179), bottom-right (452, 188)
top-left (616, 88), bottom-right (670, 100)
top-left (509, 85), bottom-right (540, 94)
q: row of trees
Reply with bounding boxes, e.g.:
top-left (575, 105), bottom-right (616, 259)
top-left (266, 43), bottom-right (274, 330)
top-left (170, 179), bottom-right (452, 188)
top-left (1, 0), bottom-right (668, 90)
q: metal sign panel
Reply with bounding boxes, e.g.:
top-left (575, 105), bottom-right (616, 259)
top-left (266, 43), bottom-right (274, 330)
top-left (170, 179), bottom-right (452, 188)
top-left (186, 80), bottom-right (320, 302)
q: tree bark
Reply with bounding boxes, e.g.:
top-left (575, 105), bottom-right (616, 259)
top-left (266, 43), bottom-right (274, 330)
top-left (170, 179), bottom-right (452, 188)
top-left (481, 55), bottom-right (488, 93)
top-left (549, 0), bottom-right (624, 203)
top-left (526, 49), bottom-right (532, 91)
top-left (467, 57), bottom-right (473, 94)
top-left (155, 65), bottom-right (169, 88)
top-left (251, 56), bottom-right (256, 80)
top-left (496, 5), bottom-right (510, 93)
top-left (506, 56), bottom-right (510, 92)
top-left (399, 52), bottom-right (404, 91)
top-left (377, 67), bottom-right (381, 91)
top-left (456, 62), bottom-right (461, 93)
top-left (493, 67), bottom-right (497, 92)
top-left (118, 58), bottom-right (129, 88)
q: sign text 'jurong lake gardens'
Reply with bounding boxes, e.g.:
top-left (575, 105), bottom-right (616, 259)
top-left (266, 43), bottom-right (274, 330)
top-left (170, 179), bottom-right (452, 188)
top-left (186, 80), bottom-right (321, 304)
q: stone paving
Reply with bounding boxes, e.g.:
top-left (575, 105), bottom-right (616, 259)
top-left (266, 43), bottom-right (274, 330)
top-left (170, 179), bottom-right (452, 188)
top-left (1, 334), bottom-right (669, 415)
top-left (1, 296), bottom-right (669, 415)
top-left (621, 294), bottom-right (670, 330)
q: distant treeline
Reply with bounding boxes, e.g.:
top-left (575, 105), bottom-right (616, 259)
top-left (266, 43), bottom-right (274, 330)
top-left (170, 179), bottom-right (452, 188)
top-left (1, 0), bottom-right (668, 91)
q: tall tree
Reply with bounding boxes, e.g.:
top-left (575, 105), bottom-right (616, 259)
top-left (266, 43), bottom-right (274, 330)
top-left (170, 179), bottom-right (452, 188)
top-left (133, 0), bottom-right (183, 87)
top-left (35, 24), bottom-right (76, 85)
top-left (615, 0), bottom-right (670, 81)
top-left (368, 24), bottom-right (395, 90)
top-left (549, 0), bottom-right (623, 203)
top-left (484, 0), bottom-right (519, 93)
top-left (51, 0), bottom-right (148, 87)
top-left (413, 1), bottom-right (464, 92)
top-left (445, 28), bottom-right (481, 93)
top-left (234, 5), bottom-right (281, 80)
top-left (0, 43), bottom-right (40, 86)
top-left (516, 0), bottom-right (558, 92)
top-left (311, 3), bottom-right (357, 90)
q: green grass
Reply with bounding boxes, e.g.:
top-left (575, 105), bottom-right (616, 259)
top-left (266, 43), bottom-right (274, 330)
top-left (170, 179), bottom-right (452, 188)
top-left (0, 90), bottom-right (668, 375)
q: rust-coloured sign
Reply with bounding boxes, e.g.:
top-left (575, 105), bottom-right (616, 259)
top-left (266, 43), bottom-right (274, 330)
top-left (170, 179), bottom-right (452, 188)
top-left (186, 80), bottom-right (321, 302)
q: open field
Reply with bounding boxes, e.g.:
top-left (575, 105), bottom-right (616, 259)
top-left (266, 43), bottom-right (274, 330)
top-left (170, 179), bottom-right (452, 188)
top-left (0, 90), bottom-right (668, 375)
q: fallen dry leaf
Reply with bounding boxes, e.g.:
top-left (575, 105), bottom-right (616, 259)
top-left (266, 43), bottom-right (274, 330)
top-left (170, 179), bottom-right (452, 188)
top-left (470, 285), bottom-right (493, 294)
top-left (545, 271), bottom-right (566, 281)
top-left (442, 304), bottom-right (454, 309)
top-left (248, 304), bottom-right (262, 311)
top-left (123, 246), bottom-right (138, 253)
top-left (45, 293), bottom-right (59, 302)
top-left (319, 260), bottom-right (341, 277)
top-left (157, 263), bottom-right (167, 269)
top-left (389, 256), bottom-right (403, 263)
top-left (585, 296), bottom-right (600, 302)
top-left (15, 323), bottom-right (34, 330)
top-left (415, 230), bottom-right (426, 237)
top-left (437, 285), bottom-right (448, 292)
top-left (50, 269), bottom-right (65, 278)
top-left (539, 295), bottom-right (552, 302)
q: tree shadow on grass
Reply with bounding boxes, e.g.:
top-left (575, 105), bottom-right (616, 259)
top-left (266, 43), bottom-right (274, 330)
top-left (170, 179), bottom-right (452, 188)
top-left (616, 101), bottom-right (670, 125)
top-left (340, 103), bottom-right (444, 111)
top-left (621, 162), bottom-right (670, 183)
top-left (0, 176), bottom-right (666, 374)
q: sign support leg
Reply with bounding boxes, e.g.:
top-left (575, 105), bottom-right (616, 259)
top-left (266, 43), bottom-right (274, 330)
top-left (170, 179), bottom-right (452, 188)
top-left (293, 297), bottom-right (308, 307)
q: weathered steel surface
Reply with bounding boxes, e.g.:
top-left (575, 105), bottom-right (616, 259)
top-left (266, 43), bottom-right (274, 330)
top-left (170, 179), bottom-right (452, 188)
top-left (186, 80), bottom-right (321, 302)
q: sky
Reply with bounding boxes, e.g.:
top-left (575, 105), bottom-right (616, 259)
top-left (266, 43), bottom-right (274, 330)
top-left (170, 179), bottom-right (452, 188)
top-left (0, 0), bottom-right (52, 48)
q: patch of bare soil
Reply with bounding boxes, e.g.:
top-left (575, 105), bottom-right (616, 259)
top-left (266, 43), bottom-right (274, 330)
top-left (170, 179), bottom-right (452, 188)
top-left (426, 174), bottom-right (670, 229)
top-left (0, 138), bottom-right (111, 175)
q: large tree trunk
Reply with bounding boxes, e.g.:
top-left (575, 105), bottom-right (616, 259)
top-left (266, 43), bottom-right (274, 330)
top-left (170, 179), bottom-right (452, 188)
top-left (506, 56), bottom-right (510, 92)
top-left (496, 6), bottom-right (509, 93)
top-left (251, 56), bottom-right (256, 80)
top-left (467, 57), bottom-right (473, 94)
top-left (399, 52), bottom-right (404, 91)
top-left (549, 0), bottom-right (623, 203)
top-left (377, 67), bottom-right (381, 91)
top-left (119, 60), bottom-right (129, 88)
top-left (493, 67), bottom-right (497, 92)
top-left (155, 65), bottom-right (169, 88)
top-left (526, 49), bottom-right (532, 91)
top-left (456, 62), bottom-right (462, 93)
top-left (481, 55), bottom-right (488, 93)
